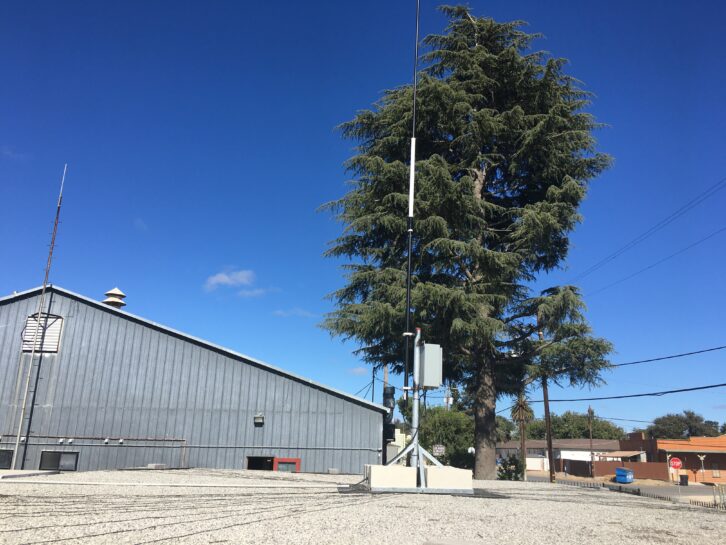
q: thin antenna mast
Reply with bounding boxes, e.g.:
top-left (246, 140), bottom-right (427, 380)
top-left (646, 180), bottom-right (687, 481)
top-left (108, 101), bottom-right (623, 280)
top-left (403, 0), bottom-right (421, 397)
top-left (12, 164), bottom-right (68, 469)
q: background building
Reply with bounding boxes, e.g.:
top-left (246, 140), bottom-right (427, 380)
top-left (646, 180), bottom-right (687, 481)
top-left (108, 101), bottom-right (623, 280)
top-left (0, 286), bottom-right (385, 473)
top-left (497, 439), bottom-right (619, 472)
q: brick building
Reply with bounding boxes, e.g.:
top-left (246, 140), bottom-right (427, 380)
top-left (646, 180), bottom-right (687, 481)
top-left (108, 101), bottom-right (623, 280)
top-left (622, 433), bottom-right (726, 483)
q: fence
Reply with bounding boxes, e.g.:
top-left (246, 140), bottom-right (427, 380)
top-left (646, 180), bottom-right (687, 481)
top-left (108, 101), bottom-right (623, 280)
top-left (560, 459), bottom-right (669, 481)
top-left (539, 476), bottom-right (726, 512)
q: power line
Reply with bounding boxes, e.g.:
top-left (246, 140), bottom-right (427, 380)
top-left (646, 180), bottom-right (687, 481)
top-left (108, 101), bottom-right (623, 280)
top-left (595, 415), bottom-right (653, 424)
top-left (353, 380), bottom-right (373, 397)
top-left (533, 382), bottom-right (726, 403)
top-left (613, 344), bottom-right (726, 367)
top-left (588, 225), bottom-right (726, 296)
top-left (571, 174), bottom-right (726, 282)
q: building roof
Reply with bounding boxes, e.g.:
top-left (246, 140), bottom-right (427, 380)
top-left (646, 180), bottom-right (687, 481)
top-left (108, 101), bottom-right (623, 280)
top-left (497, 439), bottom-right (620, 451)
top-left (0, 285), bottom-right (388, 414)
top-left (657, 436), bottom-right (726, 454)
top-left (597, 450), bottom-right (644, 458)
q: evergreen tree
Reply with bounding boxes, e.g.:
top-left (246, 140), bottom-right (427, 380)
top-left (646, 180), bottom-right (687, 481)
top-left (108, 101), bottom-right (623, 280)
top-left (323, 6), bottom-right (610, 479)
top-left (646, 410), bottom-right (721, 438)
top-left (526, 411), bottom-right (625, 440)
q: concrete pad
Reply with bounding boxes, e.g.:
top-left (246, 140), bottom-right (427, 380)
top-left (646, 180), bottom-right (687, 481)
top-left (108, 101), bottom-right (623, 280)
top-left (0, 470), bottom-right (59, 479)
top-left (364, 464), bottom-right (416, 489)
top-left (425, 466), bottom-right (473, 490)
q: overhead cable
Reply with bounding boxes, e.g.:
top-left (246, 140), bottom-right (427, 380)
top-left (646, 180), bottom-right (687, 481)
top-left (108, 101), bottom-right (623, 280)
top-left (572, 174), bottom-right (726, 282)
top-left (588, 225), bottom-right (726, 296)
top-left (532, 382), bottom-right (726, 403)
top-left (613, 344), bottom-right (726, 367)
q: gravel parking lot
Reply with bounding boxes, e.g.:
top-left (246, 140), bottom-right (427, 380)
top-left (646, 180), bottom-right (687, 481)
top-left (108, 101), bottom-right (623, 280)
top-left (0, 469), bottom-right (723, 544)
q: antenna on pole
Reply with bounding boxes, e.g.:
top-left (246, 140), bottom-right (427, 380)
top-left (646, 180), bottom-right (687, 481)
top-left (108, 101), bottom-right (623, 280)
top-left (11, 164), bottom-right (68, 469)
top-left (403, 0), bottom-right (421, 398)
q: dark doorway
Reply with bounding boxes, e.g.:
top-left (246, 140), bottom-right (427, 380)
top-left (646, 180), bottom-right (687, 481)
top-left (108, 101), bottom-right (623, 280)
top-left (246, 456), bottom-right (274, 470)
top-left (0, 450), bottom-right (12, 469)
top-left (39, 451), bottom-right (79, 471)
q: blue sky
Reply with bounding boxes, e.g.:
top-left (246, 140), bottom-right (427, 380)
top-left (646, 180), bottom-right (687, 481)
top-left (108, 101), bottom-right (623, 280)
top-left (1, 1), bottom-right (724, 430)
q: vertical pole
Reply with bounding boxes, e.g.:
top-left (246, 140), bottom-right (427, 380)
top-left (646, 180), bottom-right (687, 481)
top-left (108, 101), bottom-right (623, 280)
top-left (403, 0), bottom-right (421, 399)
top-left (542, 376), bottom-right (555, 483)
top-left (371, 369), bottom-right (376, 402)
top-left (519, 418), bottom-right (527, 482)
top-left (12, 164), bottom-right (67, 470)
top-left (410, 328), bottom-right (421, 478)
top-left (588, 405), bottom-right (594, 478)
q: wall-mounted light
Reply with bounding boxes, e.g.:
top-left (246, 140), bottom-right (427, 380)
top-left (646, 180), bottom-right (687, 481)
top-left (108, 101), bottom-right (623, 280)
top-left (118, 438), bottom-right (124, 445)
top-left (58, 438), bottom-right (65, 444)
top-left (67, 438), bottom-right (74, 444)
top-left (104, 438), bottom-right (110, 445)
top-left (253, 413), bottom-right (265, 427)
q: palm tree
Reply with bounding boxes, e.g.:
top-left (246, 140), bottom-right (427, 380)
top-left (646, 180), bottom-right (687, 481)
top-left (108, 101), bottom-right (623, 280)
top-left (511, 393), bottom-right (534, 481)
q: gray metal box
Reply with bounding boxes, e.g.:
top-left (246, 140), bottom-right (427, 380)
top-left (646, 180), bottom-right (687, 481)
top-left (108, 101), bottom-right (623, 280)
top-left (419, 343), bottom-right (443, 389)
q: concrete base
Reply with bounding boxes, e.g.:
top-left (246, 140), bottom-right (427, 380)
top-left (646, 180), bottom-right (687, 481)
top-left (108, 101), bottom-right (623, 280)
top-left (425, 466), bottom-right (473, 490)
top-left (369, 487), bottom-right (474, 495)
top-left (0, 470), bottom-right (59, 479)
top-left (364, 464), bottom-right (416, 489)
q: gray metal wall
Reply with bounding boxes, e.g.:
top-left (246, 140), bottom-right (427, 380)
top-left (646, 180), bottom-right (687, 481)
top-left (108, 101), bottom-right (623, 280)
top-left (0, 289), bottom-right (383, 473)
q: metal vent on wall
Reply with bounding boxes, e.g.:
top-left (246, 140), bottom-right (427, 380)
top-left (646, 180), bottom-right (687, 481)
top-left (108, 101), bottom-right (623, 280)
top-left (22, 313), bottom-right (63, 353)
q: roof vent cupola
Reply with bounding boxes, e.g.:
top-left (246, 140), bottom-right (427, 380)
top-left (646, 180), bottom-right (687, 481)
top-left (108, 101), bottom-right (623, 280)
top-left (102, 287), bottom-right (126, 309)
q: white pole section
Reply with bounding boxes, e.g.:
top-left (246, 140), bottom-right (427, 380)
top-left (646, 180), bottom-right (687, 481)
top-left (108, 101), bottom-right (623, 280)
top-left (408, 137), bottom-right (416, 218)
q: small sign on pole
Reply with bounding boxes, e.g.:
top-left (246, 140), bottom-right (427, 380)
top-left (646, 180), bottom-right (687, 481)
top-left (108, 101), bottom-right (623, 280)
top-left (432, 444), bottom-right (446, 457)
top-left (669, 457), bottom-right (682, 470)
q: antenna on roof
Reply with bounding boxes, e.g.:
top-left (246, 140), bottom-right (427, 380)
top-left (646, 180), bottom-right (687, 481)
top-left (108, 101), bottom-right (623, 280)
top-left (12, 164), bottom-right (67, 469)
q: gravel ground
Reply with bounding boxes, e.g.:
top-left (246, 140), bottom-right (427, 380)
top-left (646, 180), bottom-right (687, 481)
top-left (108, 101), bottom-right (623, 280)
top-left (0, 469), bottom-right (723, 545)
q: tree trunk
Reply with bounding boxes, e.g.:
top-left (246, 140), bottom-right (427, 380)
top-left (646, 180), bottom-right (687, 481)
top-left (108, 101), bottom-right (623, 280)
top-left (473, 359), bottom-right (497, 480)
top-left (520, 420), bottom-right (527, 481)
top-left (542, 376), bottom-right (556, 483)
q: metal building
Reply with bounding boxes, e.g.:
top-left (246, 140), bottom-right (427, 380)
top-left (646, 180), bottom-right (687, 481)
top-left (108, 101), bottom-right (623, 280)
top-left (0, 286), bottom-right (385, 473)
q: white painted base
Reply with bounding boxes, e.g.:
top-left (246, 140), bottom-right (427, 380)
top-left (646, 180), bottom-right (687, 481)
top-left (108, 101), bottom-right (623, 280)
top-left (425, 466), bottom-right (473, 490)
top-left (364, 464), bottom-right (416, 489)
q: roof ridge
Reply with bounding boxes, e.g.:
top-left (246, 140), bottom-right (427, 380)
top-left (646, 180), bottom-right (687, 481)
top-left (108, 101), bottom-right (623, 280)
top-left (0, 285), bottom-right (388, 414)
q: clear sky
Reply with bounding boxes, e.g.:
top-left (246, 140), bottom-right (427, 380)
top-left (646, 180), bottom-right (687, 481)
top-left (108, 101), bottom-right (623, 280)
top-left (1, 1), bottom-right (725, 431)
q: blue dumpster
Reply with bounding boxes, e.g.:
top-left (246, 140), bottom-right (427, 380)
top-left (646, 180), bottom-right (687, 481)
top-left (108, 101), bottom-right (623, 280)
top-left (615, 467), bottom-right (634, 484)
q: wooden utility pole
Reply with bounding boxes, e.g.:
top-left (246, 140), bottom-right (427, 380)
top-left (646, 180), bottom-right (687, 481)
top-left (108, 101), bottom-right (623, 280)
top-left (588, 406), bottom-right (594, 478)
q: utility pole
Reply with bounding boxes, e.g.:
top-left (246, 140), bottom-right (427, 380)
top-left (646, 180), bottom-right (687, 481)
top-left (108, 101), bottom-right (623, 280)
top-left (588, 406), bottom-right (594, 478)
top-left (371, 368), bottom-right (376, 402)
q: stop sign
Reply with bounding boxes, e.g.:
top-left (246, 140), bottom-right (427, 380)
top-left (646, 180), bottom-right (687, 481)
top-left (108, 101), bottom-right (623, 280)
top-left (669, 457), bottom-right (682, 469)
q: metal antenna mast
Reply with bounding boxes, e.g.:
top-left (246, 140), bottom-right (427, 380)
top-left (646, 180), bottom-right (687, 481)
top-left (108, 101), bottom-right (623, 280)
top-left (12, 164), bottom-right (68, 469)
top-left (403, 0), bottom-right (421, 397)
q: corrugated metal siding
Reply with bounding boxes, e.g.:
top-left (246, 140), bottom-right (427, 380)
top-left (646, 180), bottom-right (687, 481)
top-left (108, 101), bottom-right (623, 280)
top-left (0, 290), bottom-right (383, 473)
